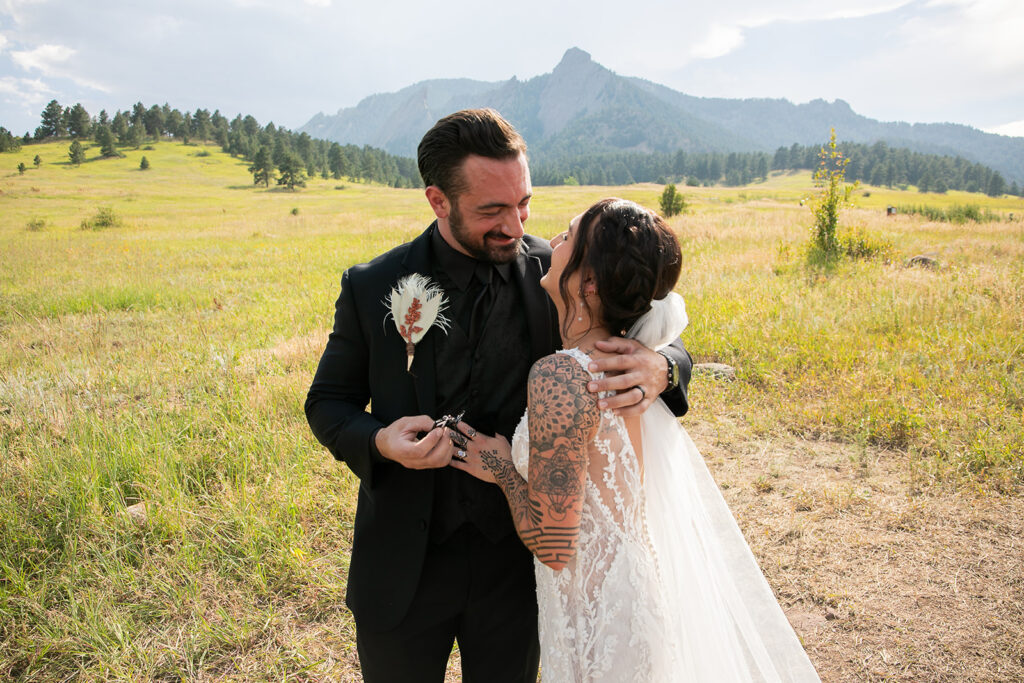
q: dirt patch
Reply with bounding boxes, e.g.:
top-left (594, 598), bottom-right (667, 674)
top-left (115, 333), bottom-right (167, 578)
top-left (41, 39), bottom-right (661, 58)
top-left (688, 423), bottom-right (1024, 682)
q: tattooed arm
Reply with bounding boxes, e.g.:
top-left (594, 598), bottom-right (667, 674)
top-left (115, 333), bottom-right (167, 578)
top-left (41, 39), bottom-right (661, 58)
top-left (456, 353), bottom-right (599, 570)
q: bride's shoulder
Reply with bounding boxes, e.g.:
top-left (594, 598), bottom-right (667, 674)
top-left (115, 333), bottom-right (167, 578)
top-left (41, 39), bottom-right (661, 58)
top-left (527, 353), bottom-right (601, 435)
top-left (528, 353), bottom-right (596, 401)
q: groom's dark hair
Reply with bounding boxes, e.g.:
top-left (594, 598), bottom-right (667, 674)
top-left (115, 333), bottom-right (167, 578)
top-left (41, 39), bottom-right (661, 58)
top-left (417, 108), bottom-right (527, 199)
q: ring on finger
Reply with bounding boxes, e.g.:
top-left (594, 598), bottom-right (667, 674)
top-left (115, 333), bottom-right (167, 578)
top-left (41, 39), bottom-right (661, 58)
top-left (634, 385), bottom-right (646, 400)
top-left (454, 449), bottom-right (467, 460)
top-left (466, 427), bottom-right (478, 438)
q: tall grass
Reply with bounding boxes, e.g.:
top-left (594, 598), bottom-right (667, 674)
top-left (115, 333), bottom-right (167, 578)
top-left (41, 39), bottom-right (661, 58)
top-left (894, 203), bottom-right (1006, 223)
top-left (2, 140), bottom-right (1023, 678)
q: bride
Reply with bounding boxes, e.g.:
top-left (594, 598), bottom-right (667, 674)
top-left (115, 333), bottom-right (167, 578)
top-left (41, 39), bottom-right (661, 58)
top-left (451, 198), bottom-right (819, 682)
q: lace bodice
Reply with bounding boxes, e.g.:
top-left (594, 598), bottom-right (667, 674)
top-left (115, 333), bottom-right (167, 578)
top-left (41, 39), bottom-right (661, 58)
top-left (511, 348), bottom-right (674, 681)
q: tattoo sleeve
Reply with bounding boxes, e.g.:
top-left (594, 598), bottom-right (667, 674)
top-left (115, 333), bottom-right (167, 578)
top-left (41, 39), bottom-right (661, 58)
top-left (489, 353), bottom-right (599, 570)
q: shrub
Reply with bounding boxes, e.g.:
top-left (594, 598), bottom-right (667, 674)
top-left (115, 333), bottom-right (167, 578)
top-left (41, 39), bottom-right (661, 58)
top-left (807, 128), bottom-right (856, 265)
top-left (26, 217), bottom-right (46, 231)
top-left (659, 183), bottom-right (687, 217)
top-left (81, 207), bottom-right (121, 230)
top-left (139, 156), bottom-right (150, 170)
top-left (290, 207), bottom-right (300, 216)
top-left (839, 227), bottom-right (894, 261)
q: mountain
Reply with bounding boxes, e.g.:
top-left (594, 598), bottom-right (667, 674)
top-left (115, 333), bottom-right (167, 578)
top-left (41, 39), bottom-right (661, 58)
top-left (300, 48), bottom-right (1024, 184)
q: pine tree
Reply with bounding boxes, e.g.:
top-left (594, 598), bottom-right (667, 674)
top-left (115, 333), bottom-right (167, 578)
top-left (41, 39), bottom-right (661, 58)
top-left (97, 125), bottom-right (118, 158)
top-left (33, 154), bottom-right (41, 167)
top-left (139, 156), bottom-right (150, 170)
top-left (249, 147), bottom-right (274, 187)
top-left (276, 151), bottom-right (307, 190)
top-left (67, 103), bottom-right (91, 138)
top-left (68, 140), bottom-right (86, 166)
top-left (17, 162), bottom-right (26, 174)
top-left (39, 99), bottom-right (66, 138)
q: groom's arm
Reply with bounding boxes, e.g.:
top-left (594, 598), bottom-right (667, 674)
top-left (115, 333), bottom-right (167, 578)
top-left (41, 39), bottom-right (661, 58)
top-left (305, 269), bottom-right (384, 485)
top-left (587, 337), bottom-right (693, 417)
top-left (305, 269), bottom-right (454, 486)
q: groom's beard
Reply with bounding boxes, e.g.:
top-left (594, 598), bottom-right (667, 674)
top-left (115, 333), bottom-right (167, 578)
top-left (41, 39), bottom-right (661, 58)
top-left (449, 201), bottom-right (521, 264)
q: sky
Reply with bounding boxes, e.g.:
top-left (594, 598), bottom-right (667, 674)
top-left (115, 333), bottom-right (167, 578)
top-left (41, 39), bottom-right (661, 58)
top-left (1, 0), bottom-right (1023, 141)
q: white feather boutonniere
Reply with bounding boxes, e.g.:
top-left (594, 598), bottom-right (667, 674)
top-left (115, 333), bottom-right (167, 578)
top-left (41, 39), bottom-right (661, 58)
top-left (385, 273), bottom-right (450, 371)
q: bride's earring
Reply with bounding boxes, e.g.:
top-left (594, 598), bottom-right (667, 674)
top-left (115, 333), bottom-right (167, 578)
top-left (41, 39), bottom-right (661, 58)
top-left (577, 301), bottom-right (584, 322)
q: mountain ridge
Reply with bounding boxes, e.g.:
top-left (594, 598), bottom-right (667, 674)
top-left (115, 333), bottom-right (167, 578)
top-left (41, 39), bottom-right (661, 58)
top-left (299, 48), bottom-right (1024, 183)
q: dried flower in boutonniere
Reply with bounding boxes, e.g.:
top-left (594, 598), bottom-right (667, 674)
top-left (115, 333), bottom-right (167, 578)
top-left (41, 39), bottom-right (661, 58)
top-left (385, 273), bottom-right (450, 372)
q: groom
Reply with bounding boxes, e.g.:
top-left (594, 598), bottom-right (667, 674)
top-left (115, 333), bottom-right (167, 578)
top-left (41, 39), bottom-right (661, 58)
top-left (305, 108), bottom-right (693, 682)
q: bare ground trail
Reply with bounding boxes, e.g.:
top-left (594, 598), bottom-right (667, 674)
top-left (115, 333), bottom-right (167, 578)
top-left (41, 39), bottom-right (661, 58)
top-left (690, 422), bottom-right (1024, 682)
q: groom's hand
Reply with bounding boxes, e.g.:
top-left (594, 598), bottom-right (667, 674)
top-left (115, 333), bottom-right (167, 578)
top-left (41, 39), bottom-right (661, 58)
top-left (586, 338), bottom-right (669, 417)
top-left (375, 415), bottom-right (452, 469)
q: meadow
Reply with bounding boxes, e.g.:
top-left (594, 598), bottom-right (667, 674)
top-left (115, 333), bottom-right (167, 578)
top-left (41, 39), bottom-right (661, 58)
top-left (1, 139), bottom-right (1022, 681)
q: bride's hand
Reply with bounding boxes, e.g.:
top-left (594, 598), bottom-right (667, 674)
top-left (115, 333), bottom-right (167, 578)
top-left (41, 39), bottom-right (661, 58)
top-left (448, 421), bottom-right (510, 484)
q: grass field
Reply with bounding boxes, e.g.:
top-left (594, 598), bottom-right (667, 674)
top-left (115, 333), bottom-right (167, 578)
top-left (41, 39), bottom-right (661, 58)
top-left (2, 139), bottom-right (1023, 680)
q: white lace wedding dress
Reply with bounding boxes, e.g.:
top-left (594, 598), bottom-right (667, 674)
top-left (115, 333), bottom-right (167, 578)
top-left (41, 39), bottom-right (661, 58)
top-left (511, 346), bottom-right (819, 682)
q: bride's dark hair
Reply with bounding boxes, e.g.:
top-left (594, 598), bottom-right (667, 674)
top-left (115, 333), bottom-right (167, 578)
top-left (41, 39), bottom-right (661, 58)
top-left (558, 198), bottom-right (682, 337)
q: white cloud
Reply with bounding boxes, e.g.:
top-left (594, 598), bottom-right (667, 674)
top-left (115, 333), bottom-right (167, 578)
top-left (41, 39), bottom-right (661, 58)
top-left (9, 42), bottom-right (110, 92)
top-left (0, 74), bottom-right (53, 101)
top-left (984, 119), bottom-right (1024, 137)
top-left (11, 43), bottom-right (74, 73)
top-left (691, 24), bottom-right (745, 59)
top-left (0, 34), bottom-right (8, 52)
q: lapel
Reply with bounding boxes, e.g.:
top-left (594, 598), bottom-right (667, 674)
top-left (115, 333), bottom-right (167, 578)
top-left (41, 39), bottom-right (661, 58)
top-left (513, 240), bottom-right (557, 363)
top-left (399, 224), bottom-right (440, 419)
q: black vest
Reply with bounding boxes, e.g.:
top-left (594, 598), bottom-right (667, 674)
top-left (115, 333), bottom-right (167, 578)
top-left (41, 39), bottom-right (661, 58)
top-left (429, 249), bottom-right (533, 543)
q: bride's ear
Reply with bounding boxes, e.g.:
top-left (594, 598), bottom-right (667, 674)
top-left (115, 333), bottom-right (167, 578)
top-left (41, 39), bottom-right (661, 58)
top-left (582, 276), bottom-right (598, 297)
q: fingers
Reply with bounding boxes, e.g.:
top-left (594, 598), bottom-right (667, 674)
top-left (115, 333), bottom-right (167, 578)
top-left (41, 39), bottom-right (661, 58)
top-left (456, 421), bottom-right (479, 440)
top-left (401, 414), bottom-right (442, 433)
top-left (416, 428), bottom-right (453, 468)
top-left (597, 386), bottom-right (652, 417)
top-left (592, 337), bottom-right (642, 354)
top-left (587, 370), bottom-right (644, 395)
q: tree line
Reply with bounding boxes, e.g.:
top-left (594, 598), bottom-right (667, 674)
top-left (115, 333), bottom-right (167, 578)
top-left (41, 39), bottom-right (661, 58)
top-left (531, 141), bottom-right (1019, 196)
top-left (8, 100), bottom-right (1018, 197)
top-left (10, 100), bottom-right (422, 188)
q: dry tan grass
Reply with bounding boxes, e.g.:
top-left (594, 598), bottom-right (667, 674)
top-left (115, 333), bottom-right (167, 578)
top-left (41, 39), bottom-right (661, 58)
top-left (689, 416), bottom-right (1024, 682)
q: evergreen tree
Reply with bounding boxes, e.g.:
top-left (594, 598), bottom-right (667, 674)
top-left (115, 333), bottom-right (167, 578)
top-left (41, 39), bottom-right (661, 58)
top-left (249, 146), bottom-right (274, 187)
top-left (144, 105), bottom-right (166, 139)
top-left (111, 111), bottom-right (128, 138)
top-left (139, 156), bottom-right (150, 170)
top-left (17, 162), bottom-right (26, 174)
top-left (39, 99), bottom-right (66, 138)
top-left (987, 172), bottom-right (1007, 197)
top-left (97, 125), bottom-right (118, 158)
top-left (33, 154), bottom-right (41, 167)
top-left (276, 151), bottom-right (307, 189)
top-left (67, 103), bottom-right (91, 138)
top-left (68, 139), bottom-right (85, 165)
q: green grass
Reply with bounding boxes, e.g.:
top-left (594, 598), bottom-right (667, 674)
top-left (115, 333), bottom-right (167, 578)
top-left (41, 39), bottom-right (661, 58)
top-left (2, 139), bottom-right (1023, 679)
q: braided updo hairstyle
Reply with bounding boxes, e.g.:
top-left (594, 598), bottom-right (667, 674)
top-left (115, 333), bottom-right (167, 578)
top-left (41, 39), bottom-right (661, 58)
top-left (558, 198), bottom-right (682, 338)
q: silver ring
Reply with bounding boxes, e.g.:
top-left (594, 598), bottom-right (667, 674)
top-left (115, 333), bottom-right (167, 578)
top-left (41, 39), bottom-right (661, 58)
top-left (635, 385), bottom-right (646, 400)
top-left (455, 449), bottom-right (467, 460)
top-left (466, 428), bottom-right (477, 438)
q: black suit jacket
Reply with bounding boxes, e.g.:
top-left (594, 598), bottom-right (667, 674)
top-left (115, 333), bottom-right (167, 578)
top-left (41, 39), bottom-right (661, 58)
top-left (305, 223), bottom-right (693, 632)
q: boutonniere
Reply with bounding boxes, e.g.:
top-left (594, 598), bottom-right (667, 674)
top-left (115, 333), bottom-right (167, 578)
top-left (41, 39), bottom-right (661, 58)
top-left (385, 273), bottom-right (450, 372)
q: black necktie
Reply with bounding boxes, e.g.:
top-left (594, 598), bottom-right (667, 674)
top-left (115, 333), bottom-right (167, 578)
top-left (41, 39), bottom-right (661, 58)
top-left (468, 263), bottom-right (494, 341)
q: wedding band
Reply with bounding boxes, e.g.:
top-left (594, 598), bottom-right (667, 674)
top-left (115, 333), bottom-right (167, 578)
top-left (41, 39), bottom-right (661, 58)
top-left (635, 385), bottom-right (646, 400)
top-left (455, 449), bottom-right (467, 460)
